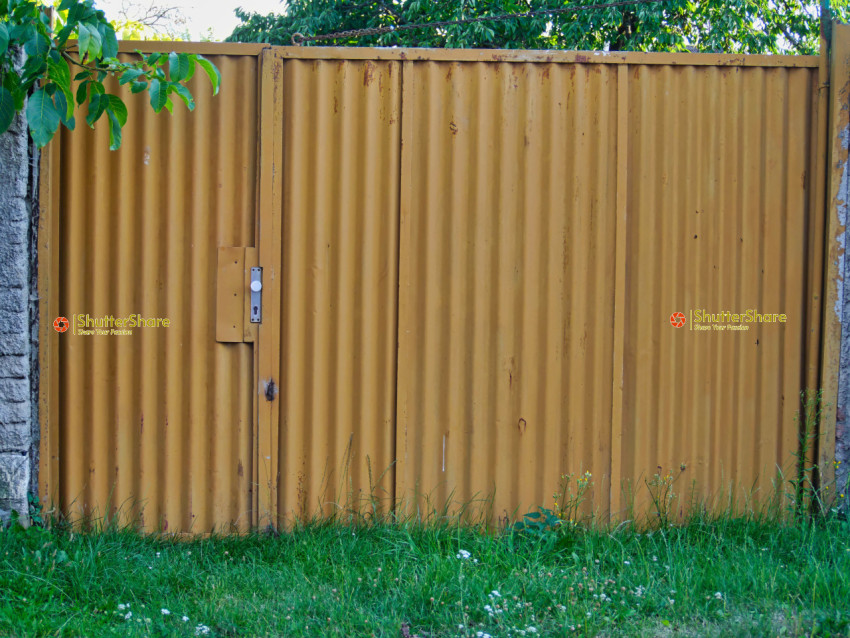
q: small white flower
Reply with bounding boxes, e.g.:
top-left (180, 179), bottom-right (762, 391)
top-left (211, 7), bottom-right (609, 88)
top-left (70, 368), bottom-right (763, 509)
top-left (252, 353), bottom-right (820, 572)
top-left (484, 604), bottom-right (494, 614)
top-left (714, 592), bottom-right (723, 600)
top-left (458, 625), bottom-right (464, 630)
top-left (161, 609), bottom-right (170, 615)
top-left (586, 611), bottom-right (592, 618)
top-left (117, 604), bottom-right (127, 611)
top-left (473, 558), bottom-right (479, 563)
top-left (624, 560), bottom-right (631, 565)
top-left (489, 590), bottom-right (501, 598)
top-left (652, 555), bottom-right (658, 562)
top-left (527, 627), bottom-right (538, 633)
top-left (182, 616), bottom-right (189, 622)
top-left (456, 549), bottom-right (471, 560)
top-left (195, 624), bottom-right (211, 636)
top-left (156, 552), bottom-right (161, 558)
top-left (124, 612), bottom-right (132, 620)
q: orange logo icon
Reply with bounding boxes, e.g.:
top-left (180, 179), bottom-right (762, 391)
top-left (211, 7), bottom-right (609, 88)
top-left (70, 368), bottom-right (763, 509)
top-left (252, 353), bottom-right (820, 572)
top-left (53, 317), bottom-right (69, 333)
top-left (670, 312), bottom-right (686, 328)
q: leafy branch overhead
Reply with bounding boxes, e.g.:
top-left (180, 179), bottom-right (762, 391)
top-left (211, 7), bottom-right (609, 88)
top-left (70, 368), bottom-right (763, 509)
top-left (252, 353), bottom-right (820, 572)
top-left (228, 0), bottom-right (844, 55)
top-left (0, 0), bottom-right (221, 149)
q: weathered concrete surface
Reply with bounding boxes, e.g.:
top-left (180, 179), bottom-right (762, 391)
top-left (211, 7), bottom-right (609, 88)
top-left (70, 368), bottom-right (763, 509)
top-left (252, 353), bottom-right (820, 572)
top-left (837, 124), bottom-right (850, 507)
top-left (0, 73), bottom-right (37, 527)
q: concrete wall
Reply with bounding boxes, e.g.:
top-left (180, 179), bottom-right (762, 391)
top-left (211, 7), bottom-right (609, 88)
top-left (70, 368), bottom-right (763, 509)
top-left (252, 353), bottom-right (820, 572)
top-left (0, 89), bottom-right (37, 527)
top-left (836, 124), bottom-right (850, 507)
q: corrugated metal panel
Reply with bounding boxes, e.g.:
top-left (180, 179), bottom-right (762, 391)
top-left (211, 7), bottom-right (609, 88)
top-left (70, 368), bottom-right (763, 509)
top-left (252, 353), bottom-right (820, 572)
top-left (272, 58), bottom-right (402, 521)
top-left (396, 61), bottom-right (620, 521)
top-left (51, 52), bottom-right (260, 532)
top-left (42, 43), bottom-right (827, 530)
top-left (616, 64), bottom-right (819, 518)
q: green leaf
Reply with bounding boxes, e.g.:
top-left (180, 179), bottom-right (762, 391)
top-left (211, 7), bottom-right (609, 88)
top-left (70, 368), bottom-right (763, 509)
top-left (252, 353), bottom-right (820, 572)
top-left (53, 91), bottom-right (74, 130)
top-left (56, 23), bottom-right (74, 47)
top-left (99, 22), bottom-right (118, 59)
top-left (130, 80), bottom-right (148, 94)
top-left (107, 94), bottom-right (127, 127)
top-left (0, 86), bottom-right (15, 136)
top-left (23, 31), bottom-right (49, 57)
top-left (0, 23), bottom-right (9, 56)
top-left (148, 79), bottom-right (168, 113)
top-left (196, 56), bottom-right (221, 95)
top-left (58, 0), bottom-right (76, 10)
top-left (146, 51), bottom-right (161, 66)
top-left (26, 88), bottom-right (61, 148)
top-left (172, 83), bottom-right (195, 111)
top-left (76, 80), bottom-right (89, 106)
top-left (47, 58), bottom-right (73, 118)
top-left (118, 68), bottom-right (146, 85)
top-left (85, 92), bottom-right (108, 127)
top-left (77, 23), bottom-right (91, 60)
top-left (106, 108), bottom-right (122, 150)
top-left (184, 56), bottom-right (196, 82)
top-left (3, 73), bottom-right (25, 111)
top-left (85, 21), bottom-right (103, 60)
top-left (168, 52), bottom-right (191, 82)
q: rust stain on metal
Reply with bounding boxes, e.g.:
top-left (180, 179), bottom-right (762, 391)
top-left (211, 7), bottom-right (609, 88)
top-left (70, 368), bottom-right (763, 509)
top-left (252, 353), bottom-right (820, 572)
top-left (363, 61), bottom-right (375, 86)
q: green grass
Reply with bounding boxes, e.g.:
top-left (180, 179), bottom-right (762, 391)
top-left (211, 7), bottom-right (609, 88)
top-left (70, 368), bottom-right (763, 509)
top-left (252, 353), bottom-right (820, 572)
top-left (0, 510), bottom-right (848, 637)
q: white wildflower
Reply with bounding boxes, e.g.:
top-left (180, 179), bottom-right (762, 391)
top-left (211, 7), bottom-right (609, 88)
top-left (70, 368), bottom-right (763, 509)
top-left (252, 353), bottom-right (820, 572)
top-left (117, 604), bottom-right (127, 611)
top-left (161, 609), bottom-right (171, 615)
top-left (489, 590), bottom-right (501, 599)
top-left (182, 616), bottom-right (189, 622)
top-left (456, 549), bottom-right (471, 560)
top-left (714, 592), bottom-right (723, 600)
top-left (624, 560), bottom-right (631, 565)
top-left (124, 612), bottom-right (132, 620)
top-left (527, 627), bottom-right (538, 633)
top-left (195, 624), bottom-right (211, 636)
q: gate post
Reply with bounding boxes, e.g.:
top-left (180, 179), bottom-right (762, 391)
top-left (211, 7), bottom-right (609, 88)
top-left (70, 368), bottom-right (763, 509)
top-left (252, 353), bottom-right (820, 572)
top-left (0, 63), bottom-right (37, 528)
top-left (823, 22), bottom-right (850, 508)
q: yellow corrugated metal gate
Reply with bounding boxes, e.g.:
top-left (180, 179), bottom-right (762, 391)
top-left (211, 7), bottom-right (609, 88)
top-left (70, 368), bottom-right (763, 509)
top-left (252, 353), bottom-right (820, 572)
top-left (39, 34), bottom-right (844, 531)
